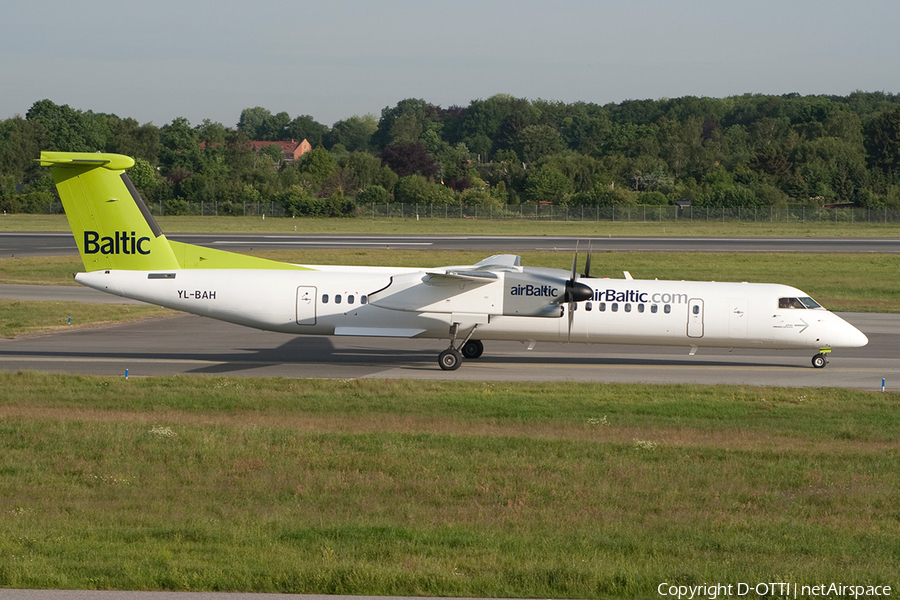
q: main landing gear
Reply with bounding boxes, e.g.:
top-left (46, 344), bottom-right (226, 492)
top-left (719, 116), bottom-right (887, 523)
top-left (438, 324), bottom-right (483, 370)
top-left (812, 348), bottom-right (831, 368)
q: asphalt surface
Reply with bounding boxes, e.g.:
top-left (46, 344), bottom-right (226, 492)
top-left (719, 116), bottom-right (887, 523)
top-left (0, 286), bottom-right (894, 389)
top-left (4, 232), bottom-right (900, 256)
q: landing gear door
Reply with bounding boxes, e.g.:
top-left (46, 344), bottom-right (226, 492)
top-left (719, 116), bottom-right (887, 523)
top-left (687, 298), bottom-right (704, 338)
top-left (296, 286), bottom-right (317, 326)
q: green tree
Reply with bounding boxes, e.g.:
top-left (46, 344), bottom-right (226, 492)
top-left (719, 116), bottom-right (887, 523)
top-left (293, 147), bottom-right (337, 189)
top-left (108, 116), bottom-right (160, 163)
top-left (326, 115), bottom-right (377, 152)
top-left (287, 115), bottom-right (329, 147)
top-left (372, 99), bottom-right (443, 150)
top-left (26, 100), bottom-right (97, 152)
top-left (356, 185), bottom-right (391, 204)
top-left (393, 174), bottom-right (456, 205)
top-left (516, 125), bottom-right (565, 163)
top-left (158, 117), bottom-right (205, 175)
top-left (237, 107), bottom-right (274, 140)
top-left (865, 105), bottom-right (900, 178)
top-left (523, 165), bottom-right (573, 204)
top-left (127, 157), bottom-right (159, 196)
top-left (335, 152), bottom-right (385, 194)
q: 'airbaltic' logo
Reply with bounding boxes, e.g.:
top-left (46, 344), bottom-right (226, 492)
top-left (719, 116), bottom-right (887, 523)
top-left (510, 284), bottom-right (558, 298)
top-left (84, 231), bottom-right (151, 255)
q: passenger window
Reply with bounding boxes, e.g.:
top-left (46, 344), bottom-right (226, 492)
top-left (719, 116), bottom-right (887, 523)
top-left (624, 303), bottom-right (631, 312)
top-left (322, 294), bottom-right (329, 304)
top-left (693, 305), bottom-right (700, 315)
top-left (585, 302), bottom-right (592, 311)
top-left (361, 295), bottom-right (368, 305)
top-left (335, 294), bottom-right (342, 304)
top-left (651, 305), bottom-right (658, 313)
top-left (599, 303), bottom-right (606, 312)
top-left (664, 304), bottom-right (671, 314)
top-left (638, 304), bottom-right (645, 313)
top-left (611, 303), bottom-right (618, 312)
top-left (348, 295), bottom-right (355, 305)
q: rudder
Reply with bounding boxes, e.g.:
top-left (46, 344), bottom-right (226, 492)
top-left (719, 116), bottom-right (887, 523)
top-left (40, 151), bottom-right (180, 272)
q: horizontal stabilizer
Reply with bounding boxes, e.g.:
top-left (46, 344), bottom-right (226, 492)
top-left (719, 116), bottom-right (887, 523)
top-left (38, 152), bottom-right (135, 171)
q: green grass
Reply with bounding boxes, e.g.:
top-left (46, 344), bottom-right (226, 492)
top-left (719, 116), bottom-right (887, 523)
top-left (1, 373), bottom-right (898, 596)
top-left (5, 213), bottom-right (900, 236)
top-left (0, 299), bottom-right (173, 338)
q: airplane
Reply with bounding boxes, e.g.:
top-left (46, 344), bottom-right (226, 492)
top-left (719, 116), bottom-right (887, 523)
top-left (40, 151), bottom-right (868, 371)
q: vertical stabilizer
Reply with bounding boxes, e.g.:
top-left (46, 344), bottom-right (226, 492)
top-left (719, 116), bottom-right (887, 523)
top-left (40, 151), bottom-right (180, 272)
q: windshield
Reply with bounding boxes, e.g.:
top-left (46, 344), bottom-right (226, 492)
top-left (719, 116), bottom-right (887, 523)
top-left (779, 296), bottom-right (822, 309)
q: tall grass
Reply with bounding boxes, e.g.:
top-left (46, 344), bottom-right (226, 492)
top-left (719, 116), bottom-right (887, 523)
top-left (1, 373), bottom-right (897, 596)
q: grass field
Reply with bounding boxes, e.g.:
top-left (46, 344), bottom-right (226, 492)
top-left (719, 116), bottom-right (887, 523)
top-left (0, 299), bottom-right (173, 338)
top-left (4, 213), bottom-right (900, 237)
top-left (0, 373), bottom-right (897, 596)
top-left (2, 218), bottom-right (896, 596)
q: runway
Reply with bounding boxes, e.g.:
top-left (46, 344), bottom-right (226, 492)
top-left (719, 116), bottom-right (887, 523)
top-left (4, 232), bottom-right (900, 256)
top-left (1, 302), bottom-right (895, 390)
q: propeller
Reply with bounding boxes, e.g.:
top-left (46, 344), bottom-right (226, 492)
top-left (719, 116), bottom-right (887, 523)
top-left (564, 241), bottom-right (593, 339)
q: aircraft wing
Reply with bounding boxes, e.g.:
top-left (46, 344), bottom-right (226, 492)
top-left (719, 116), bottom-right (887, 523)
top-left (368, 270), bottom-right (504, 314)
top-left (367, 253), bottom-right (577, 319)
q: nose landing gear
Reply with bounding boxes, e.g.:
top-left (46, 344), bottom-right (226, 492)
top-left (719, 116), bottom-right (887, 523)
top-left (812, 348), bottom-right (831, 368)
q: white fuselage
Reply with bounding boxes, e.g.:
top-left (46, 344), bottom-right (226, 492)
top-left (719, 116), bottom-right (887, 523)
top-left (75, 265), bottom-right (868, 352)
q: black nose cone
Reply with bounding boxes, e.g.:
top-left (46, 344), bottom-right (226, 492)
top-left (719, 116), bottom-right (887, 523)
top-left (565, 280), bottom-right (593, 303)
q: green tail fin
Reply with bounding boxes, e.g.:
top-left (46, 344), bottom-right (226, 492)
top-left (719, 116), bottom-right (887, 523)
top-left (40, 151), bottom-right (181, 272)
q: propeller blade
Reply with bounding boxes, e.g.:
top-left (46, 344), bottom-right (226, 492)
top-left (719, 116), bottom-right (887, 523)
top-left (567, 301), bottom-right (574, 340)
top-left (584, 240), bottom-right (592, 278)
top-left (568, 241), bottom-right (579, 340)
top-left (571, 240), bottom-right (579, 281)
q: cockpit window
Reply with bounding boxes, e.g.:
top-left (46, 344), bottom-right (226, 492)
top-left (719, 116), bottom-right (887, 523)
top-left (799, 296), bottom-right (821, 309)
top-left (779, 296), bottom-right (822, 309)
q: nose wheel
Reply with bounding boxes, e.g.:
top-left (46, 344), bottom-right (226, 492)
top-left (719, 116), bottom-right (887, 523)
top-left (811, 352), bottom-right (829, 368)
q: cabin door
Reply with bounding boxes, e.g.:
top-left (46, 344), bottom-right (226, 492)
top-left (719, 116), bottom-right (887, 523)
top-left (687, 298), bottom-right (704, 338)
top-left (296, 286), bottom-right (317, 325)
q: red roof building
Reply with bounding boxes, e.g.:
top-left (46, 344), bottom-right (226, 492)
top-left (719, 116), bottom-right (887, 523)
top-left (200, 139), bottom-right (312, 161)
top-left (247, 139), bottom-right (312, 161)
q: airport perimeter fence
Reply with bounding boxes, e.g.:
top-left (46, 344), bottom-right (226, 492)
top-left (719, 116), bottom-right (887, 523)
top-left (11, 200), bottom-right (900, 224)
top-left (144, 201), bottom-right (900, 223)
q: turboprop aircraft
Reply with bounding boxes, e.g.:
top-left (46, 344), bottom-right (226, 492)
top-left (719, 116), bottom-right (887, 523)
top-left (41, 151), bottom-right (868, 371)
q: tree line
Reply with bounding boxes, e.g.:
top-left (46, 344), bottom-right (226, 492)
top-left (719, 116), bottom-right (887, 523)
top-left (2, 92), bottom-right (900, 217)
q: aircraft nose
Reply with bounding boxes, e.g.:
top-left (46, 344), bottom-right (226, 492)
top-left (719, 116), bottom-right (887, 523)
top-left (846, 325), bottom-right (869, 348)
top-left (832, 315), bottom-right (868, 348)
